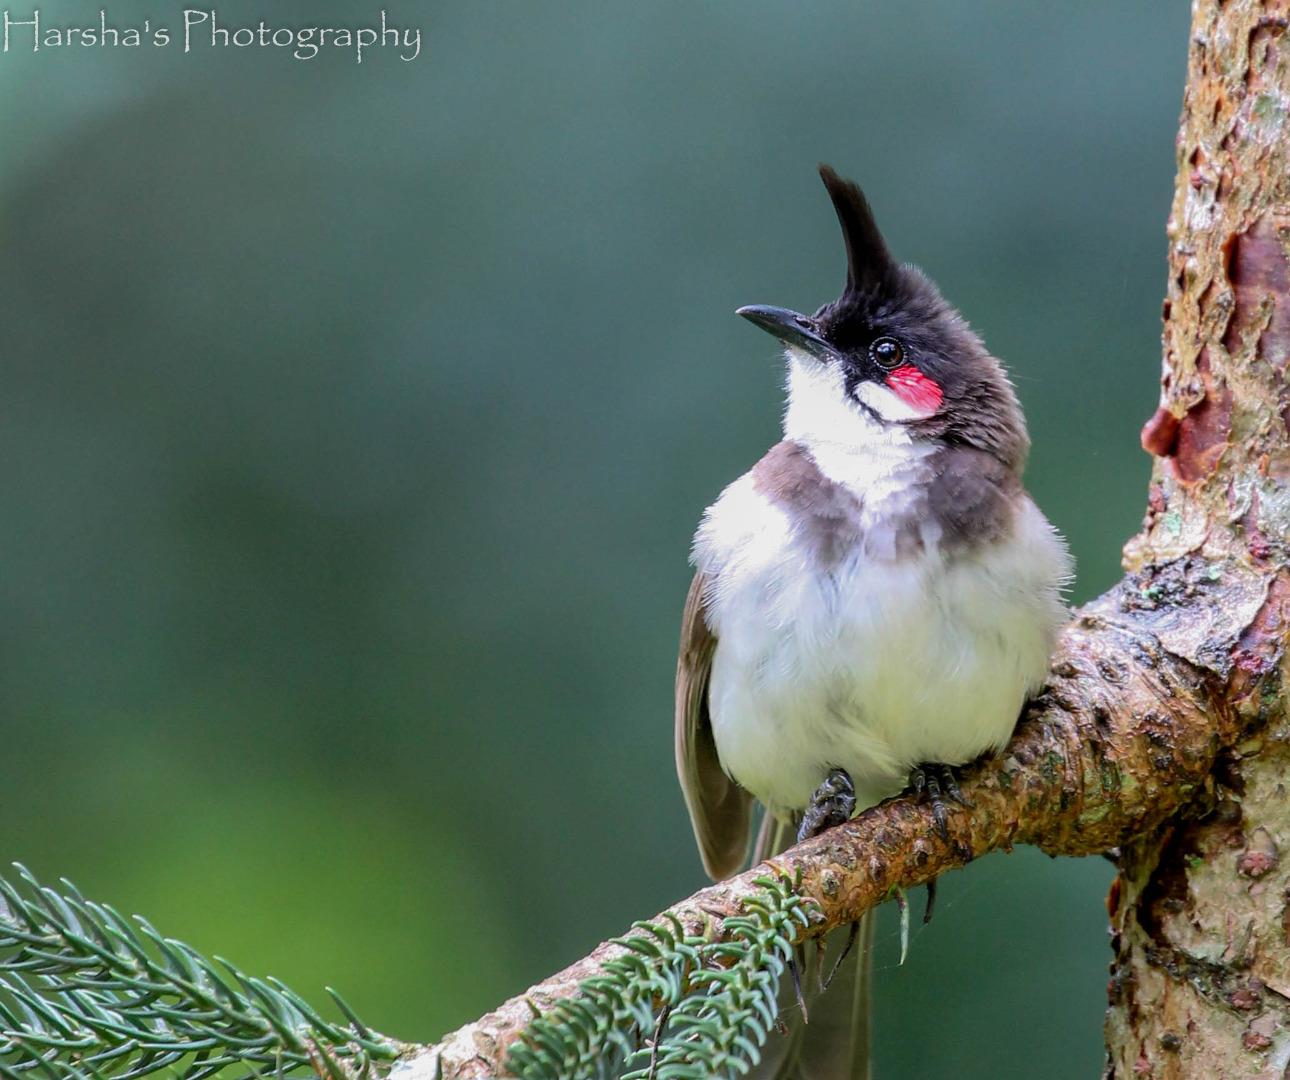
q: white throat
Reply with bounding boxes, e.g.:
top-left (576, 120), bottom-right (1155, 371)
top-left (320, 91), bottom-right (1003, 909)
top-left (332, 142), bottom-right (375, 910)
top-left (781, 350), bottom-right (932, 487)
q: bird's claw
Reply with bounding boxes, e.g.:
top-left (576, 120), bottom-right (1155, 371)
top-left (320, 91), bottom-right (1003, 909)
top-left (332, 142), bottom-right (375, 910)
top-left (908, 762), bottom-right (972, 925)
top-left (797, 767), bottom-right (856, 844)
top-left (908, 762), bottom-right (971, 841)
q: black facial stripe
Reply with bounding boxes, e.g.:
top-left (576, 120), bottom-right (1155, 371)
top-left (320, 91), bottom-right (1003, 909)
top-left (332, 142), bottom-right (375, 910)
top-left (841, 363), bottom-right (884, 421)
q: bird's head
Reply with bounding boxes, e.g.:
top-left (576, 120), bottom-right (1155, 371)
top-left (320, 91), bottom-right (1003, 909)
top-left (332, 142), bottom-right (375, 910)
top-left (738, 165), bottom-right (1028, 470)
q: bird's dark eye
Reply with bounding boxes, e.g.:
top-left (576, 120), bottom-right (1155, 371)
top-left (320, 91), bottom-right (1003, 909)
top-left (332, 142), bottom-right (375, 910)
top-left (870, 337), bottom-right (903, 369)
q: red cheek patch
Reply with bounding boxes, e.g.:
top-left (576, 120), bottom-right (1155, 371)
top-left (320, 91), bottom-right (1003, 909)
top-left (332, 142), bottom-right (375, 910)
top-left (885, 365), bottom-right (943, 414)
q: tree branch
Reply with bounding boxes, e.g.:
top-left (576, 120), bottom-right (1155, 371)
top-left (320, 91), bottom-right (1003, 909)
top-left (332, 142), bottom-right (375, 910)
top-left (405, 562), bottom-right (1287, 1079)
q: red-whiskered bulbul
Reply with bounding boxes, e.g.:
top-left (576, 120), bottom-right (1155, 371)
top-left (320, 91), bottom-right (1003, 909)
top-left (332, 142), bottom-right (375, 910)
top-left (675, 166), bottom-right (1072, 1078)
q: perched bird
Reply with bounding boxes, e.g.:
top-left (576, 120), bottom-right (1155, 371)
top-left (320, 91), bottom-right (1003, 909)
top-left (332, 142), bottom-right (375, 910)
top-left (674, 166), bottom-right (1072, 1078)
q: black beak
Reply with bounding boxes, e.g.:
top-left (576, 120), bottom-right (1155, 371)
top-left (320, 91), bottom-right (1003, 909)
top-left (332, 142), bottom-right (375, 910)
top-left (735, 305), bottom-right (838, 363)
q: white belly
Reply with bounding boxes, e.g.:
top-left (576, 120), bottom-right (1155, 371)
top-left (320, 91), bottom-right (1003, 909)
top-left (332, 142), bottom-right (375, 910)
top-left (695, 473), bottom-right (1069, 817)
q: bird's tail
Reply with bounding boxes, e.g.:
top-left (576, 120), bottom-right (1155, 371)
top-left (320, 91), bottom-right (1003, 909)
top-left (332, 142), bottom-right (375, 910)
top-left (748, 813), bottom-right (874, 1080)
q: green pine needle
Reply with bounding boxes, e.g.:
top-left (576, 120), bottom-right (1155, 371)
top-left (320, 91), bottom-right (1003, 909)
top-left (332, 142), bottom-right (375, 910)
top-left (0, 864), bottom-right (401, 1080)
top-left (507, 873), bottom-right (818, 1080)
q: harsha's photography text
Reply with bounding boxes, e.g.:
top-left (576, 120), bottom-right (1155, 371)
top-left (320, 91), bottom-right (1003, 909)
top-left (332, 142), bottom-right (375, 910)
top-left (1, 8), bottom-right (422, 62)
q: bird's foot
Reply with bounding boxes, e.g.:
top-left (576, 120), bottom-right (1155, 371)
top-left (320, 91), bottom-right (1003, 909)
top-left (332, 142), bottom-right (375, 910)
top-left (908, 761), bottom-right (972, 842)
top-left (797, 767), bottom-right (856, 844)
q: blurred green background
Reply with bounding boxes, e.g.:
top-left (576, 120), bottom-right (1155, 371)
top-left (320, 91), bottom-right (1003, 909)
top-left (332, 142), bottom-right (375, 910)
top-left (0, 3), bottom-right (1187, 1076)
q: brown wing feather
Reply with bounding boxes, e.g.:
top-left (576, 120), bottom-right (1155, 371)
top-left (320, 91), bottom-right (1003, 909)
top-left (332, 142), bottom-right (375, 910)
top-left (675, 572), bottom-right (752, 880)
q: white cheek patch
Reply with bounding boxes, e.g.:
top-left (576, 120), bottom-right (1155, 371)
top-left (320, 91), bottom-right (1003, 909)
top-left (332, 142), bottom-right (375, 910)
top-left (854, 379), bottom-right (936, 422)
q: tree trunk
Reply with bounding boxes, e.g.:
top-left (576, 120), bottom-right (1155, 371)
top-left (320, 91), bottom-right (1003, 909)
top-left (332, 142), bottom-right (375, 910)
top-left (1108, 1), bottom-right (1290, 1076)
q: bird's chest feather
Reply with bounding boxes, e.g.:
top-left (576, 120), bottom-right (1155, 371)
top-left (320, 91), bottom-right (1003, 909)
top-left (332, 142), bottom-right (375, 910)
top-left (692, 445), bottom-right (1066, 815)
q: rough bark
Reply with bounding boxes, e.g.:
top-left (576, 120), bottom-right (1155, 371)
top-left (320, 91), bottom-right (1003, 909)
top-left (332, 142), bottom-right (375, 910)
top-left (1108, 1), bottom-right (1290, 1076)
top-left (399, 3), bottom-right (1290, 1077)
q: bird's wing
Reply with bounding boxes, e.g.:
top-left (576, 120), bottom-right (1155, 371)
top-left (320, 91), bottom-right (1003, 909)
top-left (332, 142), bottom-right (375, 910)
top-left (676, 575), bottom-right (871, 1077)
top-left (675, 572), bottom-right (752, 880)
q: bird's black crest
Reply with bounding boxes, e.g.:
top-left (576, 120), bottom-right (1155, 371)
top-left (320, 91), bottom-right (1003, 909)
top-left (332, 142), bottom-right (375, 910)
top-left (818, 164), bottom-right (895, 297)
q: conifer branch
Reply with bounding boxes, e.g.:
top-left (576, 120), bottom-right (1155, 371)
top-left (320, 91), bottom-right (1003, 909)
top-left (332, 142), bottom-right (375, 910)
top-left (0, 864), bottom-right (403, 1080)
top-left (506, 874), bottom-right (815, 1080)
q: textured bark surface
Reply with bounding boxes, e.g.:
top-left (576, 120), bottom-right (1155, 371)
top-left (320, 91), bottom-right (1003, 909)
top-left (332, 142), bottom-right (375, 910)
top-left (402, 4), bottom-right (1290, 1077)
top-left (1108, 1), bottom-right (1290, 1076)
